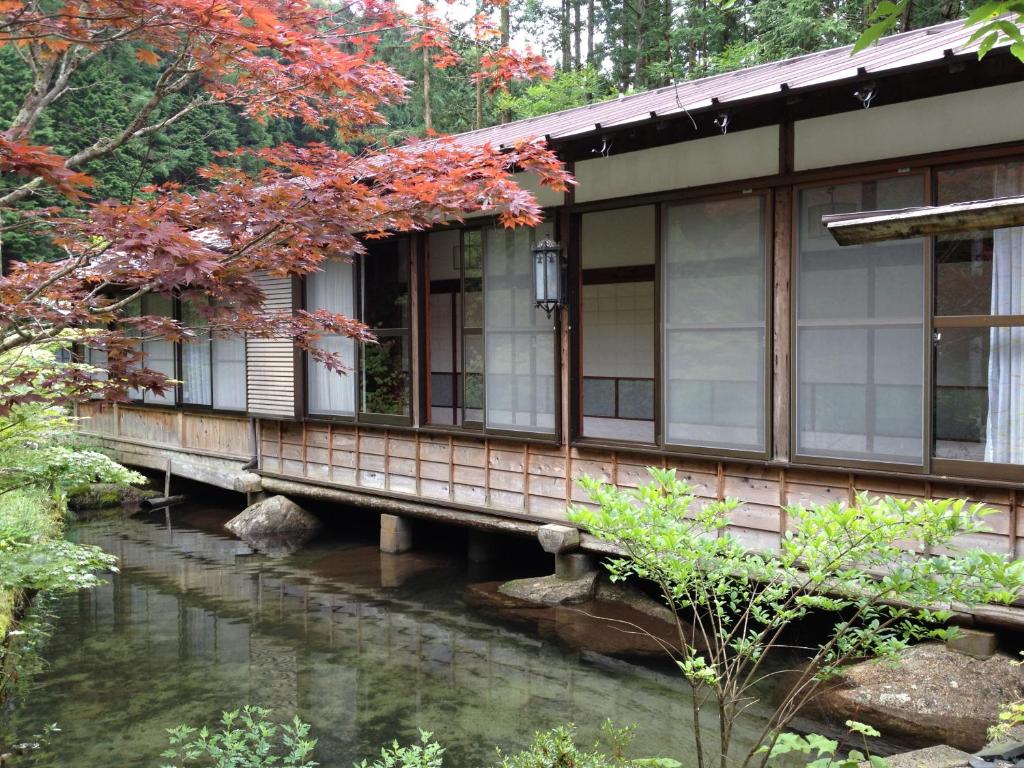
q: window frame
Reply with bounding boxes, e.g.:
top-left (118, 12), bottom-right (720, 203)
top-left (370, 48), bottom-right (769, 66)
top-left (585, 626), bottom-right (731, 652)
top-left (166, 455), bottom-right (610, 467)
top-left (419, 215), bottom-right (563, 444)
top-left (929, 154), bottom-right (1024, 483)
top-left (304, 240), bottom-right (414, 428)
top-left (422, 226), bottom-right (486, 432)
top-left (789, 168), bottom-right (932, 475)
top-left (657, 188), bottom-right (775, 462)
top-left (177, 298), bottom-right (248, 414)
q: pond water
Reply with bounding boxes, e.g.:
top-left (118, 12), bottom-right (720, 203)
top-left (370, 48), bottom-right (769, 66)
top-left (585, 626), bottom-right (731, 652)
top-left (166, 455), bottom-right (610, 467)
top-left (7, 503), bottom-right (809, 767)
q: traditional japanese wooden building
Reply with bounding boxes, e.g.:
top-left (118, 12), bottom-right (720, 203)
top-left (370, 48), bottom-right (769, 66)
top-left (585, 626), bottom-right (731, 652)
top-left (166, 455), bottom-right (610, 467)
top-left (79, 18), bottom-right (1024, 620)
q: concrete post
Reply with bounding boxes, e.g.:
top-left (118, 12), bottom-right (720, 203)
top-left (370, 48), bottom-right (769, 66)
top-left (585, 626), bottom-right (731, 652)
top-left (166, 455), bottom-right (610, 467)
top-left (380, 513), bottom-right (413, 554)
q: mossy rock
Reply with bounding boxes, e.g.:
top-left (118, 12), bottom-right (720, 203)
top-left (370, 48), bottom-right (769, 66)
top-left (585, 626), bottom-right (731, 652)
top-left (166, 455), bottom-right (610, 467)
top-left (67, 483), bottom-right (157, 513)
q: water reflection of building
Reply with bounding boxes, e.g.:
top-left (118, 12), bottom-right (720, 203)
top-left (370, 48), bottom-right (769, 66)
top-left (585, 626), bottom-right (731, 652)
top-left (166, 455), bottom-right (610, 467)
top-left (45, 519), bottom-right (751, 767)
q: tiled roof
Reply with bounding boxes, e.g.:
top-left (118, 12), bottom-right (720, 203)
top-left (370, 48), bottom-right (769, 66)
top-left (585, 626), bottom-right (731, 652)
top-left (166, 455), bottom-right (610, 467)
top-left (449, 18), bottom-right (994, 148)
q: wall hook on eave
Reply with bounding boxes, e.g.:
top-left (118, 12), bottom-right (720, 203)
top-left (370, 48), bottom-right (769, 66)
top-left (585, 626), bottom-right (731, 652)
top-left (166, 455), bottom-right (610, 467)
top-left (854, 81), bottom-right (877, 109)
top-left (591, 136), bottom-right (611, 157)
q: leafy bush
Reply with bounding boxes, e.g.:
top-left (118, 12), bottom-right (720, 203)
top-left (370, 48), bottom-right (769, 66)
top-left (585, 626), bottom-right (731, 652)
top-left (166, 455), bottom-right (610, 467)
top-left (569, 467), bottom-right (1024, 768)
top-left (355, 730), bottom-right (444, 768)
top-left (767, 721), bottom-right (887, 768)
top-left (161, 707), bottom-right (317, 768)
top-left (495, 722), bottom-right (680, 768)
top-left (0, 490), bottom-right (118, 593)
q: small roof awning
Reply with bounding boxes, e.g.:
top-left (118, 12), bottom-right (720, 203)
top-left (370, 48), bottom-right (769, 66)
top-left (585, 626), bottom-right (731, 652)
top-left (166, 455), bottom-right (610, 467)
top-left (823, 195), bottom-right (1024, 246)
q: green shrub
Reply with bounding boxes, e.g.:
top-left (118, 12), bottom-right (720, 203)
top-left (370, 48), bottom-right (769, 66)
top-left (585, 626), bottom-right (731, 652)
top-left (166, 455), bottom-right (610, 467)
top-left (0, 489), bottom-right (117, 594)
top-left (355, 730), bottom-right (444, 768)
top-left (569, 467), bottom-right (1024, 768)
top-left (495, 722), bottom-right (680, 768)
top-left (160, 707), bottom-right (317, 768)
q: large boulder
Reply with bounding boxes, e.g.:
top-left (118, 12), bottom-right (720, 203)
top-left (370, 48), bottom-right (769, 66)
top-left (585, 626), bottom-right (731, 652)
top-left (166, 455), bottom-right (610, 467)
top-left (225, 495), bottom-right (321, 554)
top-left (813, 643), bottom-right (1024, 752)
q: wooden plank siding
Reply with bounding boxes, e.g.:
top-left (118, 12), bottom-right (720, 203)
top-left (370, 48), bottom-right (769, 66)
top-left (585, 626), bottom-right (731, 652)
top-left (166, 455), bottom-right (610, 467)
top-left (246, 272), bottom-right (299, 419)
top-left (78, 402), bottom-right (1024, 561)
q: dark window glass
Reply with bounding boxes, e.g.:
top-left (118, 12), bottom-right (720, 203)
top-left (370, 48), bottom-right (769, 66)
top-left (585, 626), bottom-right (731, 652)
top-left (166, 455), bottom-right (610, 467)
top-left (360, 240), bottom-right (411, 418)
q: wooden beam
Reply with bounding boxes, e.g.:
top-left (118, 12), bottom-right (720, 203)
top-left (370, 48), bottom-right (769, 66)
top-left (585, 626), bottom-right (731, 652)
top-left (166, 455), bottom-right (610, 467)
top-left (825, 195), bottom-right (1024, 246)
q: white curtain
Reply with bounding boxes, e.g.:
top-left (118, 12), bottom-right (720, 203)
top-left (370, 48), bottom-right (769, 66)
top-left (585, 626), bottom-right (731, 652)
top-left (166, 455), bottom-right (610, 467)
top-left (483, 222), bottom-right (556, 433)
top-left (985, 165), bottom-right (1024, 463)
top-left (307, 259), bottom-right (356, 416)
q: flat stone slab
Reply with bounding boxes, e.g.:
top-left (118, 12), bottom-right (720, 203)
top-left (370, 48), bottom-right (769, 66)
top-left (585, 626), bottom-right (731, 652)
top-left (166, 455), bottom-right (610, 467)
top-left (883, 745), bottom-right (972, 768)
top-left (498, 572), bottom-right (598, 605)
top-left (538, 524), bottom-right (580, 554)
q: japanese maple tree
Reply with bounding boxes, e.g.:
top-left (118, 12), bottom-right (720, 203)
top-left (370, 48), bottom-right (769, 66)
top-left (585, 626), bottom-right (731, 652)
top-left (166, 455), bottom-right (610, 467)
top-left (0, 0), bottom-right (569, 412)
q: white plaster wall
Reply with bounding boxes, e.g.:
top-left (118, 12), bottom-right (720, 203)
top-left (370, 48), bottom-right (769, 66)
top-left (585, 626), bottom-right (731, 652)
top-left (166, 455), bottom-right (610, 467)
top-left (573, 126), bottom-right (779, 203)
top-left (794, 81), bottom-right (1024, 172)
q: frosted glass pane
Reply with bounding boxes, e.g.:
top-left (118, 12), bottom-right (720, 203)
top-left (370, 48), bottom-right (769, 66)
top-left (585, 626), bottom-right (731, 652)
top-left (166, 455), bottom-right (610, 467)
top-left (142, 294), bottom-right (176, 405)
top-left (795, 177), bottom-right (925, 464)
top-left (212, 335), bottom-right (246, 410)
top-left (663, 197), bottom-right (766, 451)
top-left (484, 223), bottom-right (556, 433)
top-left (181, 301), bottom-right (212, 406)
top-left (307, 259), bottom-right (356, 416)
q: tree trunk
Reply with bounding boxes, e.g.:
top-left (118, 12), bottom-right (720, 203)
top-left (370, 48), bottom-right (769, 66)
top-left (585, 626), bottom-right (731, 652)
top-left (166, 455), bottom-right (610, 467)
top-left (561, 0), bottom-right (572, 70)
top-left (587, 0), bottom-right (595, 66)
top-left (422, 44), bottom-right (433, 132)
top-left (573, 0), bottom-right (582, 69)
top-left (475, 78), bottom-right (483, 130)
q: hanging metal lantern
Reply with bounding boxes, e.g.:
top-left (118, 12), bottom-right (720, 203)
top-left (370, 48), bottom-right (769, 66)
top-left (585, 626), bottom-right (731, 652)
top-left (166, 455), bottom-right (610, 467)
top-left (532, 237), bottom-right (563, 318)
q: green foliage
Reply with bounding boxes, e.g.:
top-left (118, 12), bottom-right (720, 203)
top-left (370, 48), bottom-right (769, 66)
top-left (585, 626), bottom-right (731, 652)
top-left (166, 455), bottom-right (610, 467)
top-left (0, 43), bottom-right (330, 262)
top-left (0, 489), bottom-right (118, 593)
top-left (349, 722), bottom-right (677, 768)
top-left (160, 707), bottom-right (317, 768)
top-left (569, 467), bottom-right (1024, 768)
top-left (766, 722), bottom-right (887, 768)
top-left (495, 68), bottom-right (615, 120)
top-left (0, 346), bottom-right (146, 501)
top-left (496, 722), bottom-right (681, 768)
top-left (354, 730), bottom-right (445, 768)
top-left (855, 0), bottom-right (1023, 62)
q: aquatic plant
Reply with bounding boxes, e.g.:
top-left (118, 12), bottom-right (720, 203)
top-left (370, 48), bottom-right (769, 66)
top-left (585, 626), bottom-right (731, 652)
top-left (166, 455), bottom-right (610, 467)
top-left (570, 467), bottom-right (1024, 768)
top-left (495, 721), bottom-right (681, 768)
top-left (355, 730), bottom-right (444, 768)
top-left (161, 707), bottom-right (317, 768)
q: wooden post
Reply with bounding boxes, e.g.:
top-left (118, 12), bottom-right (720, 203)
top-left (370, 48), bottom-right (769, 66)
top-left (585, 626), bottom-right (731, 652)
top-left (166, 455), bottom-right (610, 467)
top-left (772, 186), bottom-right (793, 462)
top-left (327, 423), bottom-right (334, 483)
top-left (164, 458), bottom-right (172, 530)
top-left (778, 467), bottom-right (788, 546)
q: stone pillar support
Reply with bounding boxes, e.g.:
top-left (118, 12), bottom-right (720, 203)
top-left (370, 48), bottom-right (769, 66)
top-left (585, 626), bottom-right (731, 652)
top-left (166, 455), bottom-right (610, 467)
top-left (380, 513), bottom-right (413, 554)
top-left (537, 523), bottom-right (595, 581)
